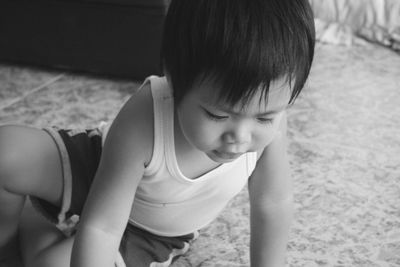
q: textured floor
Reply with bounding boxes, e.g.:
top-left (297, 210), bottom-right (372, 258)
top-left (0, 42), bottom-right (399, 266)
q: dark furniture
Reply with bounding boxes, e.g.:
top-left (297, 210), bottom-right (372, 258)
top-left (0, 0), bottom-right (170, 79)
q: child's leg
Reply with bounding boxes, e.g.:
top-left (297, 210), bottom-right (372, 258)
top-left (19, 200), bottom-right (73, 267)
top-left (0, 125), bottom-right (64, 262)
top-left (120, 224), bottom-right (197, 267)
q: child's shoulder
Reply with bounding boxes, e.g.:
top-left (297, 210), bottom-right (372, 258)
top-left (121, 81), bottom-right (154, 126)
top-left (104, 80), bottom-right (155, 165)
top-left (255, 111), bottom-right (288, 160)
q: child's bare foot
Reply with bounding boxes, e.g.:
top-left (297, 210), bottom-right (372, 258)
top-left (0, 236), bottom-right (21, 267)
top-left (0, 256), bottom-right (23, 267)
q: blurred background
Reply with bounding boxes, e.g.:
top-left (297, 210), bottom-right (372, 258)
top-left (0, 0), bottom-right (399, 266)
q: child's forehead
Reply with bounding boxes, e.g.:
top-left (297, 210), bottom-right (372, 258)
top-left (198, 78), bottom-right (291, 113)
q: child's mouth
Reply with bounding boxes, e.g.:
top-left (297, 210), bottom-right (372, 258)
top-left (212, 150), bottom-right (242, 160)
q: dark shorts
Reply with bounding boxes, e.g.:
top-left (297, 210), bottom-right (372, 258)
top-left (30, 126), bottom-right (196, 267)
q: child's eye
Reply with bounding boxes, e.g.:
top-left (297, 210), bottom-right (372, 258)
top-left (203, 109), bottom-right (228, 121)
top-left (256, 117), bottom-right (273, 124)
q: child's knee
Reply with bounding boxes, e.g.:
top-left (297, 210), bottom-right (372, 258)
top-left (0, 125), bottom-right (63, 204)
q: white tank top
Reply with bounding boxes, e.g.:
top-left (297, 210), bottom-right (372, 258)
top-left (126, 76), bottom-right (258, 236)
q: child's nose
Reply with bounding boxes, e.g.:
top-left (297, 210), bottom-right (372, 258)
top-left (223, 125), bottom-right (252, 146)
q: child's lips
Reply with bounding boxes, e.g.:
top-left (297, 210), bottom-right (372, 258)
top-left (213, 150), bottom-right (243, 160)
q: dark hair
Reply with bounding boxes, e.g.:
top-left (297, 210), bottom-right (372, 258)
top-left (161, 0), bottom-right (315, 106)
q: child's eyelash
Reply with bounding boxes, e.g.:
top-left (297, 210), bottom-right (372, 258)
top-left (256, 117), bottom-right (273, 124)
top-left (203, 109), bottom-right (228, 121)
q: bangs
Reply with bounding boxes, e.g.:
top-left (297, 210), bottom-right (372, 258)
top-left (161, 0), bottom-right (315, 105)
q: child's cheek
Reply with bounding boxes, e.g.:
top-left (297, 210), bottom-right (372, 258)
top-left (195, 121), bottom-right (219, 148)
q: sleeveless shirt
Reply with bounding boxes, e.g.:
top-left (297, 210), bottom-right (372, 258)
top-left (103, 76), bottom-right (258, 237)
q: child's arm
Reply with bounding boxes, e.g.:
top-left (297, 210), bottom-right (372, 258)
top-left (71, 85), bottom-right (154, 267)
top-left (248, 112), bottom-right (294, 267)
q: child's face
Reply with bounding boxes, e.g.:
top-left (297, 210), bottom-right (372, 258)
top-left (176, 78), bottom-right (291, 163)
